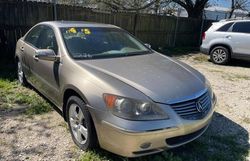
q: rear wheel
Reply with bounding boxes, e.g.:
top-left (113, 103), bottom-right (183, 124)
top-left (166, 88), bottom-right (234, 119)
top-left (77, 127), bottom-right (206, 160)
top-left (66, 96), bottom-right (98, 150)
top-left (210, 46), bottom-right (230, 65)
top-left (17, 59), bottom-right (28, 86)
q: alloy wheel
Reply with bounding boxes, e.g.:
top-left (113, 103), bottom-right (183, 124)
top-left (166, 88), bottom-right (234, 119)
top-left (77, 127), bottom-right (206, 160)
top-left (212, 49), bottom-right (227, 64)
top-left (69, 103), bottom-right (88, 145)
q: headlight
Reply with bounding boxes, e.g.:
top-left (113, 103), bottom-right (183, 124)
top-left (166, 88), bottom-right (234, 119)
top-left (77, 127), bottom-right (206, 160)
top-left (103, 94), bottom-right (169, 121)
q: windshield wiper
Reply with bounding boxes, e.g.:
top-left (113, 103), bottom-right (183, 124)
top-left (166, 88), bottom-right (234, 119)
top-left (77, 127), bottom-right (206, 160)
top-left (74, 51), bottom-right (152, 59)
top-left (91, 53), bottom-right (126, 59)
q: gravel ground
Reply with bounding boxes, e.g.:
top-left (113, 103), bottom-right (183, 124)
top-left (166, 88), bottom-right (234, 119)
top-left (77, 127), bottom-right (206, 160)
top-left (0, 108), bottom-right (81, 161)
top-left (0, 53), bottom-right (249, 161)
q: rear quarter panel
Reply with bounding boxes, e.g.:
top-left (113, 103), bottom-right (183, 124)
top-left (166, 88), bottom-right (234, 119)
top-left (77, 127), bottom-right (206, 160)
top-left (203, 31), bottom-right (232, 54)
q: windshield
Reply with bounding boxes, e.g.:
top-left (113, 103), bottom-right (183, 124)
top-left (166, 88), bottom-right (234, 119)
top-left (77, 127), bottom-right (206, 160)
top-left (60, 27), bottom-right (151, 59)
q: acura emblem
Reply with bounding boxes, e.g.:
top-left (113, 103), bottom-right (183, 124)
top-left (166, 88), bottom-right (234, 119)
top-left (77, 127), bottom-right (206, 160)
top-left (196, 101), bottom-right (205, 112)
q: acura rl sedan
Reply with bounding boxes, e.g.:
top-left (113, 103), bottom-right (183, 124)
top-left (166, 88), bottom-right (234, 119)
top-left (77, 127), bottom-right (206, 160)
top-left (15, 21), bottom-right (216, 157)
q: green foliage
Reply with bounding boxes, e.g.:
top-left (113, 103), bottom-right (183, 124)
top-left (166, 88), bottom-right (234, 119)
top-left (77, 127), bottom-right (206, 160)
top-left (0, 60), bottom-right (52, 115)
top-left (0, 79), bottom-right (52, 115)
top-left (77, 150), bottom-right (182, 161)
top-left (193, 54), bottom-right (209, 62)
top-left (78, 151), bottom-right (109, 161)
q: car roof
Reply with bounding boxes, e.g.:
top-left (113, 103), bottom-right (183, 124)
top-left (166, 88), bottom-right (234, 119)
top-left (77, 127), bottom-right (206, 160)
top-left (219, 19), bottom-right (250, 23)
top-left (207, 19), bottom-right (250, 32)
top-left (38, 21), bottom-right (120, 28)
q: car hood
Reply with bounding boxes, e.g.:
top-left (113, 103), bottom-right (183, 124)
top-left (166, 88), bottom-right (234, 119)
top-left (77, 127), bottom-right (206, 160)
top-left (76, 53), bottom-right (206, 104)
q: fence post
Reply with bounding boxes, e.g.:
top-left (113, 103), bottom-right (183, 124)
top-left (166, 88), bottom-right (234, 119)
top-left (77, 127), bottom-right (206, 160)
top-left (133, 12), bottom-right (138, 36)
top-left (53, 0), bottom-right (57, 20)
top-left (173, 8), bottom-right (180, 47)
top-left (199, 10), bottom-right (205, 45)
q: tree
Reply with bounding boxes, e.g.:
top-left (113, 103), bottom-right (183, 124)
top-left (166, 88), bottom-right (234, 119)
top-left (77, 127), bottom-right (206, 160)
top-left (157, 2), bottom-right (180, 16)
top-left (97, 0), bottom-right (208, 18)
top-left (56, 0), bottom-right (94, 7)
top-left (171, 0), bottom-right (208, 18)
top-left (229, 0), bottom-right (250, 18)
top-left (35, 0), bottom-right (209, 18)
top-left (95, 0), bottom-right (160, 13)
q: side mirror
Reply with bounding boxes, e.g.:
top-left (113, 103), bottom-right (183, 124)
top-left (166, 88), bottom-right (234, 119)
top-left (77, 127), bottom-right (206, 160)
top-left (34, 49), bottom-right (60, 62)
top-left (145, 43), bottom-right (151, 49)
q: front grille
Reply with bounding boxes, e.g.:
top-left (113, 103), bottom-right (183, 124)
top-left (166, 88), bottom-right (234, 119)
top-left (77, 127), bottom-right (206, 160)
top-left (170, 91), bottom-right (211, 120)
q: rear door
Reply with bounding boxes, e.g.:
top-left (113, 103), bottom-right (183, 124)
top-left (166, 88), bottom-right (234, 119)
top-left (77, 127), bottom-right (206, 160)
top-left (229, 21), bottom-right (250, 56)
top-left (22, 25), bottom-right (44, 82)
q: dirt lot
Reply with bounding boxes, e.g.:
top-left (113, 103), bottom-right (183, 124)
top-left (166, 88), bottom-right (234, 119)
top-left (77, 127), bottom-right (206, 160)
top-left (0, 53), bottom-right (250, 161)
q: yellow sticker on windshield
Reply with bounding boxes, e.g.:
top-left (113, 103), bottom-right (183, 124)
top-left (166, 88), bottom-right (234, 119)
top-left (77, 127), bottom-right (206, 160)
top-left (68, 27), bottom-right (77, 34)
top-left (82, 28), bottom-right (91, 35)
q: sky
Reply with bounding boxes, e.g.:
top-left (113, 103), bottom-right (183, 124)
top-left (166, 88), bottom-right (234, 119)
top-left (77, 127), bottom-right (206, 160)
top-left (210, 0), bottom-right (231, 8)
top-left (210, 0), bottom-right (250, 10)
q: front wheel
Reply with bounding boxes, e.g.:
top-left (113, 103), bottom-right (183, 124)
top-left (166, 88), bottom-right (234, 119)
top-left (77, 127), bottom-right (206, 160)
top-left (210, 46), bottom-right (230, 65)
top-left (66, 96), bottom-right (98, 150)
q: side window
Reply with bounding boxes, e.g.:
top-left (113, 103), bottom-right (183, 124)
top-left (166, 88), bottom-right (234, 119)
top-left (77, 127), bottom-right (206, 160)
top-left (36, 26), bottom-right (58, 54)
top-left (232, 22), bottom-right (250, 33)
top-left (24, 26), bottom-right (43, 47)
top-left (217, 22), bottom-right (234, 32)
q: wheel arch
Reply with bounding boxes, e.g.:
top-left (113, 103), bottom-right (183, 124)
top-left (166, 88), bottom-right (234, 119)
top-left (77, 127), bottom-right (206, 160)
top-left (63, 86), bottom-right (99, 148)
top-left (62, 85), bottom-right (90, 121)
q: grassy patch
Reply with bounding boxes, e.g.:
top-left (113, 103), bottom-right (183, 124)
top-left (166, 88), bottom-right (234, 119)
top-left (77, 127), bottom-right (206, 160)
top-left (133, 151), bottom-right (182, 161)
top-left (0, 61), bottom-right (52, 115)
top-left (234, 74), bottom-right (250, 80)
top-left (78, 150), bottom-right (182, 161)
top-left (242, 117), bottom-right (250, 124)
top-left (222, 74), bottom-right (250, 82)
top-left (0, 139), bottom-right (8, 146)
top-left (78, 151), bottom-right (110, 161)
top-left (58, 121), bottom-right (69, 130)
top-left (0, 79), bottom-right (52, 115)
top-left (208, 69), bottom-right (224, 73)
top-left (193, 54), bottom-right (209, 62)
top-left (178, 134), bottom-right (249, 161)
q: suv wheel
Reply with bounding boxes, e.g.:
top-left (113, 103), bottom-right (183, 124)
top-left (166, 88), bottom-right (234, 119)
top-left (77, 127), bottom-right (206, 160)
top-left (17, 59), bottom-right (28, 86)
top-left (210, 46), bottom-right (230, 65)
top-left (66, 96), bottom-right (98, 150)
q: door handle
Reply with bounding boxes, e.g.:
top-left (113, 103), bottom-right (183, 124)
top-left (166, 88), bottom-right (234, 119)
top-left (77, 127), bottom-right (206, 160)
top-left (226, 35), bottom-right (232, 39)
top-left (20, 46), bottom-right (24, 51)
top-left (33, 55), bottom-right (39, 61)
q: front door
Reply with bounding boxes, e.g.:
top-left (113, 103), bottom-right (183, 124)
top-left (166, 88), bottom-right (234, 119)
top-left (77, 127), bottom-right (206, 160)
top-left (229, 21), bottom-right (250, 56)
top-left (27, 25), bottom-right (61, 105)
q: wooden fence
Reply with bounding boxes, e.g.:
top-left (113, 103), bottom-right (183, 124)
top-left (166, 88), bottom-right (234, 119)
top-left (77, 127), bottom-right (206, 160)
top-left (0, 0), bottom-right (214, 60)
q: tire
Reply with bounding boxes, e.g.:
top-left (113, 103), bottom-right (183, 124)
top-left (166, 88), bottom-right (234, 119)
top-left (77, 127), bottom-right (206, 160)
top-left (17, 59), bottom-right (28, 86)
top-left (66, 96), bottom-right (98, 150)
top-left (210, 46), bottom-right (230, 65)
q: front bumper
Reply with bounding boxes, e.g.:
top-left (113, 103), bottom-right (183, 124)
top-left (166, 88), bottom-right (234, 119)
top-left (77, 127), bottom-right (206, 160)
top-left (94, 97), bottom-right (216, 157)
top-left (100, 119), bottom-right (211, 157)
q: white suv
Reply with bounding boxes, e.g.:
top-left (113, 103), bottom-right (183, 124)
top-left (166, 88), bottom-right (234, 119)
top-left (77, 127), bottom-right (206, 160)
top-left (200, 19), bottom-right (250, 64)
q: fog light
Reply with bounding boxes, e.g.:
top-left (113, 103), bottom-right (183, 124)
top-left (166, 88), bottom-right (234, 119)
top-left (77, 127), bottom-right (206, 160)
top-left (140, 142), bottom-right (151, 149)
